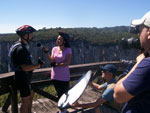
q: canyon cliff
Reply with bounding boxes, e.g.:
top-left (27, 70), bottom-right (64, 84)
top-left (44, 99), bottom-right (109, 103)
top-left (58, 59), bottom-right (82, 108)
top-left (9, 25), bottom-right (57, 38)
top-left (0, 40), bottom-right (138, 74)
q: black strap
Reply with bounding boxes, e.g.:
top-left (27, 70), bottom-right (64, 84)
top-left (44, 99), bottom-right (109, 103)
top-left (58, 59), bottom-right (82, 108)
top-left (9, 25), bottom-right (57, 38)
top-left (8, 42), bottom-right (21, 71)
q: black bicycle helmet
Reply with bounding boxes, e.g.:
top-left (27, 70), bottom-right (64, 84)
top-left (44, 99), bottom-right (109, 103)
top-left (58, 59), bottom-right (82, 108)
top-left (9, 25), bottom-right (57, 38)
top-left (16, 25), bottom-right (36, 37)
top-left (58, 32), bottom-right (70, 41)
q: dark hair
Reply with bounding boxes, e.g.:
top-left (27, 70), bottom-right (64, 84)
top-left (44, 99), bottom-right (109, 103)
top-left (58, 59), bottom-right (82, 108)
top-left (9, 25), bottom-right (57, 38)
top-left (58, 32), bottom-right (70, 47)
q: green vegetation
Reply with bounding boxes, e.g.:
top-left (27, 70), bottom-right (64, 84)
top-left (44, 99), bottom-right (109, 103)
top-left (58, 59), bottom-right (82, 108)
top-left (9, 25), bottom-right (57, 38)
top-left (0, 26), bottom-right (137, 45)
top-left (33, 85), bottom-right (57, 101)
top-left (0, 93), bottom-right (9, 107)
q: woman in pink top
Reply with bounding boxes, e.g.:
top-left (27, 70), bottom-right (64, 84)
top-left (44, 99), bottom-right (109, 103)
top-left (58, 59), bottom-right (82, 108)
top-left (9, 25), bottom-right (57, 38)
top-left (44, 32), bottom-right (72, 100)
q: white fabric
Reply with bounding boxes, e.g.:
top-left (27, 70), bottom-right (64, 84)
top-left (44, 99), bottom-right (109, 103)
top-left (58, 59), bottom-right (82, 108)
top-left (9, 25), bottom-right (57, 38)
top-left (58, 70), bottom-right (92, 109)
top-left (131, 11), bottom-right (150, 27)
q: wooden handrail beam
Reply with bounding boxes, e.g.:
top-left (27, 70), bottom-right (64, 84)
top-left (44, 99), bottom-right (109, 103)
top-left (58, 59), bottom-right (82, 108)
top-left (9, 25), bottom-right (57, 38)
top-left (0, 61), bottom-right (127, 113)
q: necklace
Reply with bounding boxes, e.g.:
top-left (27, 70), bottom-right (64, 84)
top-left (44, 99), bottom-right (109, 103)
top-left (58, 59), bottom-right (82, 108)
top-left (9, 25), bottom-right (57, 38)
top-left (58, 47), bottom-right (65, 54)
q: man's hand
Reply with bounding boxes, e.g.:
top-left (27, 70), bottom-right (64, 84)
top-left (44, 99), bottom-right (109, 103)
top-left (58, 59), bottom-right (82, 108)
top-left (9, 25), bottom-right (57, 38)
top-left (38, 57), bottom-right (45, 65)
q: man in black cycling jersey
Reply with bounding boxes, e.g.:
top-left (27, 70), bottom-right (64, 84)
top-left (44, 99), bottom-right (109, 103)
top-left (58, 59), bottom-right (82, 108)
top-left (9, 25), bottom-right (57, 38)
top-left (9, 25), bottom-right (43, 113)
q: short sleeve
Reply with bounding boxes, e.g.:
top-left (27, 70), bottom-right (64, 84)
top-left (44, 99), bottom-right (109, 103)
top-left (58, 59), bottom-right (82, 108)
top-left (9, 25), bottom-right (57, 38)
top-left (67, 48), bottom-right (72, 54)
top-left (101, 82), bottom-right (107, 89)
top-left (123, 58), bottom-right (150, 96)
top-left (101, 88), bottom-right (114, 101)
top-left (51, 47), bottom-right (57, 55)
top-left (15, 47), bottom-right (29, 65)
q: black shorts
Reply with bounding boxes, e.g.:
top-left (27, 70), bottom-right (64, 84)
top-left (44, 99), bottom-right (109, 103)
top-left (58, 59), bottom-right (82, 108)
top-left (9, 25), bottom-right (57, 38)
top-left (15, 71), bottom-right (32, 97)
top-left (16, 82), bottom-right (31, 97)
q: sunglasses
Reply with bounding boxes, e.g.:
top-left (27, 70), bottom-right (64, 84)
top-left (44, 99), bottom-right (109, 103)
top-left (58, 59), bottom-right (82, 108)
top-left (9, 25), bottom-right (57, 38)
top-left (101, 70), bottom-right (110, 73)
top-left (129, 25), bottom-right (149, 34)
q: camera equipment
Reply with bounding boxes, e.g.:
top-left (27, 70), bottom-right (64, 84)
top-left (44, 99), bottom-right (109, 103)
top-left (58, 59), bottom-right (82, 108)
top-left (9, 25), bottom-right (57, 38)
top-left (38, 57), bottom-right (44, 65)
top-left (129, 25), bottom-right (139, 34)
top-left (37, 43), bottom-right (44, 49)
top-left (121, 37), bottom-right (141, 49)
top-left (121, 38), bottom-right (149, 57)
top-left (37, 43), bottom-right (48, 53)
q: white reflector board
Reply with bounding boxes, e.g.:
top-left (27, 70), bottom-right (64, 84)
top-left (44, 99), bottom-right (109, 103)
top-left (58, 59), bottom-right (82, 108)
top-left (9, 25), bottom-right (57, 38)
top-left (58, 70), bottom-right (92, 109)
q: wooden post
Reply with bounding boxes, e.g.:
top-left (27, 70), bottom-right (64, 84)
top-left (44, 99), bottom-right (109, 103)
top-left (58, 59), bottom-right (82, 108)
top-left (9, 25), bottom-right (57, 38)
top-left (10, 84), bottom-right (18, 113)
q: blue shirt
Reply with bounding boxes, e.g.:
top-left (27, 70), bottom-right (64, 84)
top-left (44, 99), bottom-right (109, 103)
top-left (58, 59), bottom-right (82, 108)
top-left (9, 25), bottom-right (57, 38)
top-left (122, 57), bottom-right (150, 113)
top-left (101, 78), bottom-right (116, 101)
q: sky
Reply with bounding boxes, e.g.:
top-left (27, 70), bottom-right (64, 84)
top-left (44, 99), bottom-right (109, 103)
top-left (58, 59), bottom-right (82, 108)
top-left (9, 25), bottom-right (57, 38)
top-left (0, 0), bottom-right (150, 33)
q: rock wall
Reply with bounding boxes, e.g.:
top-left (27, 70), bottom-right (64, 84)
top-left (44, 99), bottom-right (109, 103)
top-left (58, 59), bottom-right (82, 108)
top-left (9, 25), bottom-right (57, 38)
top-left (0, 40), bottom-right (138, 74)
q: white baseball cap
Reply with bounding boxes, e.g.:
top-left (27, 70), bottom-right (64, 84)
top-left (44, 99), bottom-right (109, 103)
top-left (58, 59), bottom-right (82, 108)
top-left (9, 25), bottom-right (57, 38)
top-left (131, 11), bottom-right (150, 27)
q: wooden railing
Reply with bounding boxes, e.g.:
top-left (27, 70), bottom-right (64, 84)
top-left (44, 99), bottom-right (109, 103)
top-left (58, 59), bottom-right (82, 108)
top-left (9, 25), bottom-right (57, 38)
top-left (0, 61), bottom-right (127, 113)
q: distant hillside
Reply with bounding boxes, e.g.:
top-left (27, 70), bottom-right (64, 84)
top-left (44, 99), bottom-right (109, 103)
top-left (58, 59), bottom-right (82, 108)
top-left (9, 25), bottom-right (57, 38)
top-left (0, 26), bottom-right (139, 74)
top-left (0, 26), bottom-right (137, 45)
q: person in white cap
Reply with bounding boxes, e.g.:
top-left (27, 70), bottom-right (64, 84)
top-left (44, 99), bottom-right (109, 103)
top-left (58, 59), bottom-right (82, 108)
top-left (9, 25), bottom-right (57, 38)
top-left (114, 11), bottom-right (150, 113)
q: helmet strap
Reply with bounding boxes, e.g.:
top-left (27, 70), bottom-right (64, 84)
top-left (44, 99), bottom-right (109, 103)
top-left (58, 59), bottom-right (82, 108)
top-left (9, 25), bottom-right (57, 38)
top-left (21, 34), bottom-right (30, 44)
top-left (26, 34), bottom-right (30, 44)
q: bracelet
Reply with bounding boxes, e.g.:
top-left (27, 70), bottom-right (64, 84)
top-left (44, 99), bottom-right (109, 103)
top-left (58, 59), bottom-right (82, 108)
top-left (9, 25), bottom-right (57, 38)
top-left (51, 62), bottom-right (56, 67)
